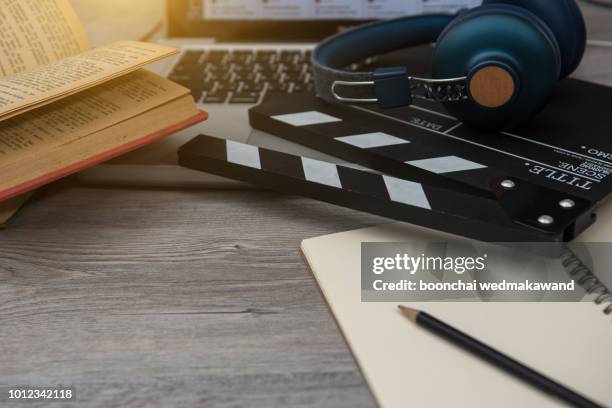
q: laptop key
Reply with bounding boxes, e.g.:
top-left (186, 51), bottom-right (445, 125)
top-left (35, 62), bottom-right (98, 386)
top-left (171, 63), bottom-right (204, 75)
top-left (258, 72), bottom-right (284, 82)
top-left (234, 72), bottom-right (258, 82)
top-left (229, 51), bottom-right (253, 64)
top-left (229, 92), bottom-right (260, 104)
top-left (299, 52), bottom-right (312, 63)
top-left (255, 50), bottom-right (276, 58)
top-left (266, 82), bottom-right (289, 93)
top-left (288, 82), bottom-right (301, 93)
top-left (241, 82), bottom-right (264, 92)
top-left (291, 82), bottom-right (314, 93)
top-left (254, 51), bottom-right (276, 63)
top-left (203, 80), bottom-right (216, 91)
top-left (215, 81), bottom-right (240, 92)
top-left (280, 50), bottom-right (301, 63)
top-left (277, 63), bottom-right (290, 73)
top-left (203, 91), bottom-right (228, 103)
top-left (181, 51), bottom-right (204, 62)
top-left (205, 50), bottom-right (229, 62)
top-left (285, 71), bottom-right (307, 81)
top-left (184, 48), bottom-right (315, 102)
top-left (207, 71), bottom-right (235, 82)
top-left (232, 65), bottom-right (256, 75)
top-left (205, 63), bottom-right (231, 73)
top-left (257, 65), bottom-right (280, 74)
top-left (232, 50), bottom-right (254, 57)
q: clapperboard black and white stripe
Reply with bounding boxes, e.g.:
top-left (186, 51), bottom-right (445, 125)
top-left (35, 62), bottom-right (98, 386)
top-left (248, 93), bottom-right (612, 203)
top-left (179, 134), bottom-right (592, 243)
top-left (249, 94), bottom-right (499, 198)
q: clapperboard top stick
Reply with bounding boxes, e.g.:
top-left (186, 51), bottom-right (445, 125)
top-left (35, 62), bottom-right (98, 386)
top-left (178, 134), bottom-right (595, 245)
top-left (248, 94), bottom-right (607, 204)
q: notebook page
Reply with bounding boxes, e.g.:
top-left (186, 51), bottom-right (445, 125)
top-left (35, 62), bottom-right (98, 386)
top-left (302, 221), bottom-right (612, 407)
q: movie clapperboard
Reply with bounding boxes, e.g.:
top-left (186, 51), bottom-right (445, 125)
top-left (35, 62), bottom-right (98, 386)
top-left (179, 78), bottom-right (612, 245)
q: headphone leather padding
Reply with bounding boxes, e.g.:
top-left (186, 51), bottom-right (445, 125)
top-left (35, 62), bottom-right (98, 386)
top-left (483, 0), bottom-right (586, 78)
top-left (314, 14), bottom-right (453, 69)
top-left (310, 2), bottom-right (584, 130)
top-left (312, 14), bottom-right (454, 104)
top-left (432, 4), bottom-right (561, 130)
top-left (436, 3), bottom-right (562, 76)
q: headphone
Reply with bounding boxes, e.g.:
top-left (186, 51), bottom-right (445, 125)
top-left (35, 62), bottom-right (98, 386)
top-left (312, 0), bottom-right (587, 131)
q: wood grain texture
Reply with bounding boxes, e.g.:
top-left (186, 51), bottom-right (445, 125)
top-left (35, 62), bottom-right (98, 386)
top-left (0, 186), bottom-right (386, 408)
top-left (1, 3), bottom-right (611, 407)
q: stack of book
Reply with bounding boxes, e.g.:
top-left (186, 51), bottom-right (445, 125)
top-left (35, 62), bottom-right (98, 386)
top-left (0, 0), bottom-right (206, 226)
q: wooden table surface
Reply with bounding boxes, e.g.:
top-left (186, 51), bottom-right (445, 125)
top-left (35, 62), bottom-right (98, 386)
top-left (1, 3), bottom-right (612, 407)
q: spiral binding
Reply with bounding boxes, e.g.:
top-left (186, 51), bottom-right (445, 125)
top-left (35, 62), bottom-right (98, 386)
top-left (561, 247), bottom-right (612, 316)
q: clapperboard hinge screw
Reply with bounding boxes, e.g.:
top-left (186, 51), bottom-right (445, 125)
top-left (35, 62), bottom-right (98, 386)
top-left (538, 215), bottom-right (555, 226)
top-left (559, 199), bottom-right (575, 209)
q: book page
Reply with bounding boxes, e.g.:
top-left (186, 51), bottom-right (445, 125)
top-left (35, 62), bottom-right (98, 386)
top-left (0, 94), bottom-right (201, 199)
top-left (0, 0), bottom-right (90, 77)
top-left (0, 69), bottom-right (190, 169)
top-left (0, 41), bottom-right (178, 121)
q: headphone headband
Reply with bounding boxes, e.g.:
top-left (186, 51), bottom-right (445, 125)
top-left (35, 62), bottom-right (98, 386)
top-left (312, 2), bottom-right (586, 130)
top-left (311, 14), bottom-right (464, 108)
top-left (330, 70), bottom-right (469, 107)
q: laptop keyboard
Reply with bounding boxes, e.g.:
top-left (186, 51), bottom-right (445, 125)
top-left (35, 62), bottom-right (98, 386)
top-left (168, 49), bottom-right (314, 104)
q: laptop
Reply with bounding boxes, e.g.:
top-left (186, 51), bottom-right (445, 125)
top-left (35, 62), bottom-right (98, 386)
top-left (79, 0), bottom-right (481, 187)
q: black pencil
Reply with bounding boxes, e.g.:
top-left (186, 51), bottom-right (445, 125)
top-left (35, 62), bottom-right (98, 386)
top-left (398, 305), bottom-right (603, 408)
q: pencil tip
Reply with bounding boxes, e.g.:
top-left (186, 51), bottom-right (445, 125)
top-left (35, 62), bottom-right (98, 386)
top-left (398, 305), bottom-right (420, 322)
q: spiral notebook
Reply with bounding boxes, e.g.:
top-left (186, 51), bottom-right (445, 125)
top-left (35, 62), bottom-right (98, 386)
top-left (301, 211), bottom-right (612, 406)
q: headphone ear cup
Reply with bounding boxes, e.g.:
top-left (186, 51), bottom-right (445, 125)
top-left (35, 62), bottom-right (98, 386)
top-left (432, 4), bottom-right (561, 130)
top-left (483, 0), bottom-right (586, 78)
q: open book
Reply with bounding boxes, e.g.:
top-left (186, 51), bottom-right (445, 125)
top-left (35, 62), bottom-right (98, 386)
top-left (0, 0), bottom-right (206, 204)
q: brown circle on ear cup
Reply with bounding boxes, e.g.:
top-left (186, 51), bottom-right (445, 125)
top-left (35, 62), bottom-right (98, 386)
top-left (468, 66), bottom-right (516, 108)
top-left (432, 5), bottom-right (561, 130)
